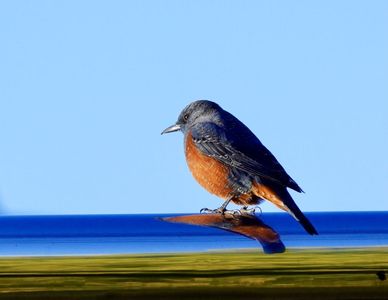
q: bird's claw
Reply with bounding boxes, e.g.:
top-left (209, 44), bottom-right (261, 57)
top-left (200, 207), bottom-right (225, 214)
top-left (200, 208), bottom-right (244, 219)
top-left (239, 206), bottom-right (259, 216)
top-left (200, 206), bottom-right (259, 217)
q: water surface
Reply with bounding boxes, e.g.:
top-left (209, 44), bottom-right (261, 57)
top-left (0, 212), bottom-right (387, 256)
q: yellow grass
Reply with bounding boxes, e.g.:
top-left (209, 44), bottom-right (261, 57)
top-left (0, 247), bottom-right (387, 299)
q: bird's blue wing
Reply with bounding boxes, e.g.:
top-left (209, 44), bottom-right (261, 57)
top-left (190, 123), bottom-right (303, 192)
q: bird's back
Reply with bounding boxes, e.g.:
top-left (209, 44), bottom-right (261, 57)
top-left (215, 109), bottom-right (303, 192)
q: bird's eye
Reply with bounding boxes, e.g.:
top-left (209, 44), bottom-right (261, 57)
top-left (183, 114), bottom-right (189, 121)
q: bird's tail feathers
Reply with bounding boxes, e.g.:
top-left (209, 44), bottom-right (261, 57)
top-left (285, 192), bottom-right (318, 235)
top-left (252, 183), bottom-right (318, 235)
top-left (281, 191), bottom-right (318, 235)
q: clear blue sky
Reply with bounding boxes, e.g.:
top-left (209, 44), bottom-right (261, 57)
top-left (0, 1), bottom-right (387, 215)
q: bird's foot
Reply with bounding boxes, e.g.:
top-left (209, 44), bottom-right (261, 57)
top-left (200, 207), bottom-right (243, 217)
top-left (200, 207), bottom-right (225, 214)
top-left (238, 206), bottom-right (261, 216)
top-left (225, 209), bottom-right (243, 217)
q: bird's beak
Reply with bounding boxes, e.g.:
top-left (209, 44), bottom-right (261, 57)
top-left (161, 124), bottom-right (181, 135)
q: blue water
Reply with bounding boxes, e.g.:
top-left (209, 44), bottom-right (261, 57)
top-left (0, 212), bottom-right (387, 256)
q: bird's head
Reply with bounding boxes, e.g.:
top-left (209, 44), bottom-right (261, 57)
top-left (161, 100), bottom-right (221, 135)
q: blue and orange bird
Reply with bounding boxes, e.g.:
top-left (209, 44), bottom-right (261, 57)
top-left (162, 100), bottom-right (318, 235)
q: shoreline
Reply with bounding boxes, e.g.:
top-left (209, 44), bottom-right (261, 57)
top-left (0, 247), bottom-right (387, 299)
top-left (0, 245), bottom-right (387, 258)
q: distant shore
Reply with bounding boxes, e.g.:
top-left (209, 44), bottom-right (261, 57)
top-left (0, 247), bottom-right (387, 299)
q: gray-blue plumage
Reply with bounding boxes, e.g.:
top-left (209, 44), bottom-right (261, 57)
top-left (186, 102), bottom-right (303, 193)
top-left (163, 100), bottom-right (317, 235)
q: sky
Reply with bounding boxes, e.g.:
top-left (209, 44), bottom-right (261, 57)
top-left (0, 0), bottom-right (387, 215)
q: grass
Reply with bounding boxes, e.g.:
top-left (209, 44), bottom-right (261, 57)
top-left (0, 247), bottom-right (387, 299)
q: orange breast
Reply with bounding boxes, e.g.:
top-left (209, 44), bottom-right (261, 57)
top-left (185, 133), bottom-right (232, 199)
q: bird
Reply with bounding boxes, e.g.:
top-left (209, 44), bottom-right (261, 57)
top-left (162, 100), bottom-right (318, 235)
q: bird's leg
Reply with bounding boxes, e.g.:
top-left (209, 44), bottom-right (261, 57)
top-left (218, 196), bottom-right (233, 212)
top-left (200, 196), bottom-right (234, 215)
